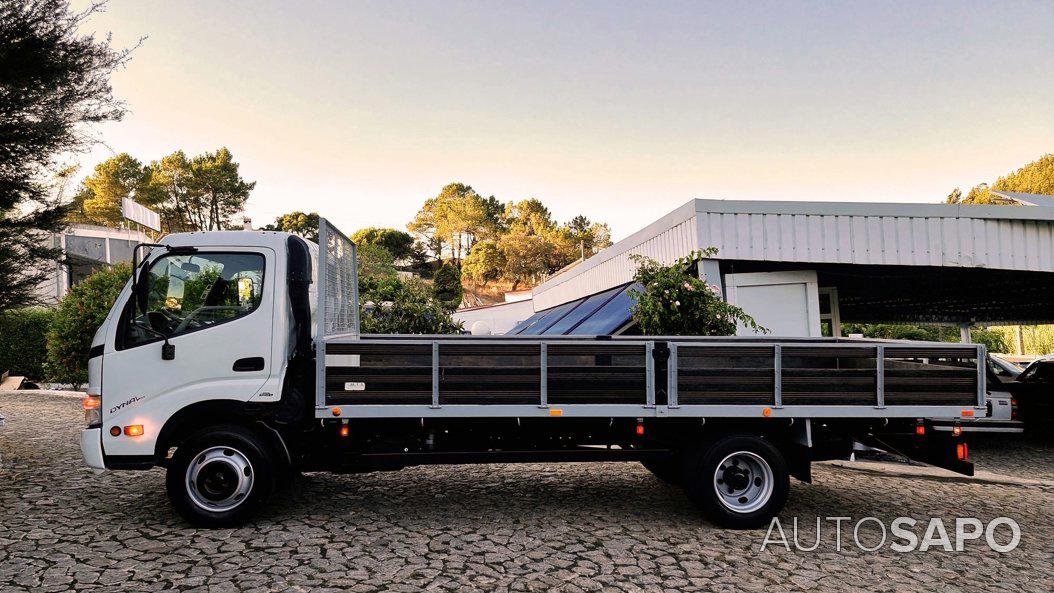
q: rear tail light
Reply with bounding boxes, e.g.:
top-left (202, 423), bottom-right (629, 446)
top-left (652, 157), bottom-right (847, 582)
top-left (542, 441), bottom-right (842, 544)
top-left (1010, 396), bottom-right (1019, 421)
top-left (915, 420), bottom-right (925, 436)
top-left (957, 442), bottom-right (969, 461)
top-left (83, 395), bottom-right (102, 427)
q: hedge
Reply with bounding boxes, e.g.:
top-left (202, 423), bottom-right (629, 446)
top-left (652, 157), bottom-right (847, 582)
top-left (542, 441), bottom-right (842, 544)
top-left (0, 308), bottom-right (55, 380)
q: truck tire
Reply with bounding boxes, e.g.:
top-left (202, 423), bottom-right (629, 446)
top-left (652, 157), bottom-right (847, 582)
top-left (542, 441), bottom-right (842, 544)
top-left (166, 424), bottom-right (275, 527)
top-left (683, 434), bottom-right (789, 529)
top-left (641, 458), bottom-right (684, 487)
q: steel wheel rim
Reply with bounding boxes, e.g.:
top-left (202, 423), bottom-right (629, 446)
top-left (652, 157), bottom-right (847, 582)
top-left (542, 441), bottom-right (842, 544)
top-left (186, 446), bottom-right (254, 512)
top-left (713, 451), bottom-right (774, 514)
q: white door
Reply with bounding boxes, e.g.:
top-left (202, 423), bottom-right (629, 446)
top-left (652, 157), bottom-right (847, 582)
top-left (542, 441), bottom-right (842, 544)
top-left (101, 248), bottom-right (275, 456)
top-left (725, 271), bottom-right (821, 337)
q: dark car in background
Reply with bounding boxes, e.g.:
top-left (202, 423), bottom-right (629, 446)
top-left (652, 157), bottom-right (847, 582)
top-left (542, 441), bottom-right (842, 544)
top-left (1004, 356), bottom-right (1054, 427)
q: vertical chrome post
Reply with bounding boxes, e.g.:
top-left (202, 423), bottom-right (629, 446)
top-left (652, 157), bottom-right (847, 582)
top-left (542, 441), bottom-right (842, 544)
top-left (431, 341), bottom-right (440, 409)
top-left (539, 342), bottom-right (548, 408)
top-left (667, 343), bottom-right (679, 408)
top-left (875, 345), bottom-right (885, 409)
top-left (645, 341), bottom-right (655, 408)
top-left (773, 344), bottom-right (782, 408)
top-left (976, 344), bottom-right (987, 408)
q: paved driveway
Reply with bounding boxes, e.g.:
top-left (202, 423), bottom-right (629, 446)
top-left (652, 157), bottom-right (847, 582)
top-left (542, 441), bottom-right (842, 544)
top-left (1, 393), bottom-right (1052, 592)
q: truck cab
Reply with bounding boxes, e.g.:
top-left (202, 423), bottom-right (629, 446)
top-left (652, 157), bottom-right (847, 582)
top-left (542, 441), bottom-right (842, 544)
top-left (81, 231), bottom-right (311, 470)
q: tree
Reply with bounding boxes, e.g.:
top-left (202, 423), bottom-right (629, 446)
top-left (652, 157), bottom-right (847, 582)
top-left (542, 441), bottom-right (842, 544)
top-left (462, 239), bottom-right (506, 286)
top-left (142, 150), bottom-right (195, 232)
top-left (629, 249), bottom-right (765, 336)
top-left (351, 227), bottom-right (414, 261)
top-left (0, 0), bottom-right (134, 310)
top-left (408, 182), bottom-right (494, 264)
top-left (71, 153), bottom-right (152, 225)
top-left (262, 211), bottom-right (320, 241)
top-left (500, 233), bottom-right (556, 288)
top-left (566, 215), bottom-right (612, 258)
top-left (432, 262), bottom-right (464, 310)
top-left (356, 243), bottom-right (397, 279)
top-left (183, 148), bottom-right (255, 230)
top-left (949, 154), bottom-right (1054, 205)
top-left (45, 262), bottom-right (131, 387)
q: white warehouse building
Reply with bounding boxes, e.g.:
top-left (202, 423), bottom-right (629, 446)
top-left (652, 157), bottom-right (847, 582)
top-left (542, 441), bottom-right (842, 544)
top-left (455, 192), bottom-right (1054, 338)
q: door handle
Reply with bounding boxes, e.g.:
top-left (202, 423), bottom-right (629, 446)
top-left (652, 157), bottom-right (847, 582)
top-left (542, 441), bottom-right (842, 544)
top-left (232, 357), bottom-right (265, 372)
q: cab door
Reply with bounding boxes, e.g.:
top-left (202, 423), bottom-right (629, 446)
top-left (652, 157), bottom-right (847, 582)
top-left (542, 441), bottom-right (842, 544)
top-left (101, 248), bottom-right (275, 457)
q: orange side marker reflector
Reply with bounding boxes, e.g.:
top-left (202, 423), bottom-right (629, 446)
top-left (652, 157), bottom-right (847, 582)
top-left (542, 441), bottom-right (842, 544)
top-left (549, 408), bottom-right (563, 417)
top-left (332, 407), bottom-right (342, 417)
top-left (961, 409), bottom-right (975, 417)
top-left (123, 425), bottom-right (144, 437)
top-left (762, 407), bottom-right (772, 417)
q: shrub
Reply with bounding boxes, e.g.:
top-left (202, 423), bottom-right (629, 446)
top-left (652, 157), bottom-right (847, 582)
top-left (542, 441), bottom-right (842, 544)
top-left (432, 262), bottom-right (463, 310)
top-left (45, 263), bottom-right (131, 387)
top-left (359, 276), bottom-right (463, 335)
top-left (630, 249), bottom-right (765, 336)
top-left (0, 308), bottom-right (55, 380)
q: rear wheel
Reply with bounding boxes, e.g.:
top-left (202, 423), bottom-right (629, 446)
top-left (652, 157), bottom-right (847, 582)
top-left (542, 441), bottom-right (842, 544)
top-left (166, 424), bottom-right (275, 527)
top-left (683, 434), bottom-right (789, 529)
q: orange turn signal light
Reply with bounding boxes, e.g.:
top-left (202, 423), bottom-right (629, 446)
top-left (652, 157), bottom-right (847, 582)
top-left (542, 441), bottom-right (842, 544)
top-left (952, 425), bottom-right (963, 437)
top-left (123, 425), bottom-right (144, 437)
top-left (83, 395), bottom-right (101, 410)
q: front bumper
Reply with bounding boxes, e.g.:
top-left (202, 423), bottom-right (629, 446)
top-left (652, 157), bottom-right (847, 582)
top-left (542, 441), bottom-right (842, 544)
top-left (80, 428), bottom-right (105, 470)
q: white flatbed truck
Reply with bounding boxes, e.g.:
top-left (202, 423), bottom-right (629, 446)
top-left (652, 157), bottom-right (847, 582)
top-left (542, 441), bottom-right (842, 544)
top-left (80, 220), bottom-right (985, 528)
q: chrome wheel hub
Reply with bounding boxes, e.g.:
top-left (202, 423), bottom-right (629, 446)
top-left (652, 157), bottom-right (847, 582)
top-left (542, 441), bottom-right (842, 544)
top-left (713, 451), bottom-right (773, 513)
top-left (186, 446), bottom-right (254, 512)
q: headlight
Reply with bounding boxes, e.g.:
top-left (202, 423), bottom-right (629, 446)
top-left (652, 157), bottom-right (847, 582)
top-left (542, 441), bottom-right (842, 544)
top-left (83, 395), bottom-right (101, 427)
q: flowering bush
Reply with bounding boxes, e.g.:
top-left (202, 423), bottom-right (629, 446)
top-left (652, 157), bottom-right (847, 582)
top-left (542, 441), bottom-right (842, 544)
top-left (629, 249), bottom-right (765, 336)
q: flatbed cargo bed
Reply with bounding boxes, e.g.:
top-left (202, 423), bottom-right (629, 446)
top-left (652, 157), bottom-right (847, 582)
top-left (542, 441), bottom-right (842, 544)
top-left (316, 334), bottom-right (986, 420)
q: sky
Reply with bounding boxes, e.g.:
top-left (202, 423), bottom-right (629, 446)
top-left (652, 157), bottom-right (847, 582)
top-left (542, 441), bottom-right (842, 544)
top-left (71, 0), bottom-right (1054, 240)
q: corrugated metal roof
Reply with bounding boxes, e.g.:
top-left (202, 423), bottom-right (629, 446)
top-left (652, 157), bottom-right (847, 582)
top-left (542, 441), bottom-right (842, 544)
top-left (531, 198), bottom-right (1054, 310)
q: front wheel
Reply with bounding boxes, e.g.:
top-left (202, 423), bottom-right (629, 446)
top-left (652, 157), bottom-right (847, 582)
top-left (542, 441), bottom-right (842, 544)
top-left (166, 424), bottom-right (275, 527)
top-left (683, 434), bottom-right (789, 529)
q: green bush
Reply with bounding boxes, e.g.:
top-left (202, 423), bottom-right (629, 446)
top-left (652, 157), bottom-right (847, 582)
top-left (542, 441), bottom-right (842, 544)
top-left (46, 263), bottom-right (131, 387)
top-left (359, 275), bottom-right (463, 335)
top-left (629, 249), bottom-right (765, 336)
top-left (0, 308), bottom-right (55, 380)
top-left (432, 262), bottom-right (463, 310)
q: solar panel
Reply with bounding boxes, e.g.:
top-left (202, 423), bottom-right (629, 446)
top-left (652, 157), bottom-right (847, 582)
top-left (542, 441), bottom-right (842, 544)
top-left (568, 283), bottom-right (640, 335)
top-left (542, 285), bottom-right (624, 335)
top-left (518, 299), bottom-right (581, 335)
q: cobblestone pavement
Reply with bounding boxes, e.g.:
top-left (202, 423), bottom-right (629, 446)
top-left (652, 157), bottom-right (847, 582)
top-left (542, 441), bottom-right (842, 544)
top-left (1, 393), bottom-right (1052, 592)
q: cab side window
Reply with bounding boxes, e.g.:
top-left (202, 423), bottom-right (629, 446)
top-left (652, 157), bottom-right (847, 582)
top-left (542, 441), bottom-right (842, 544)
top-left (123, 252), bottom-right (265, 348)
